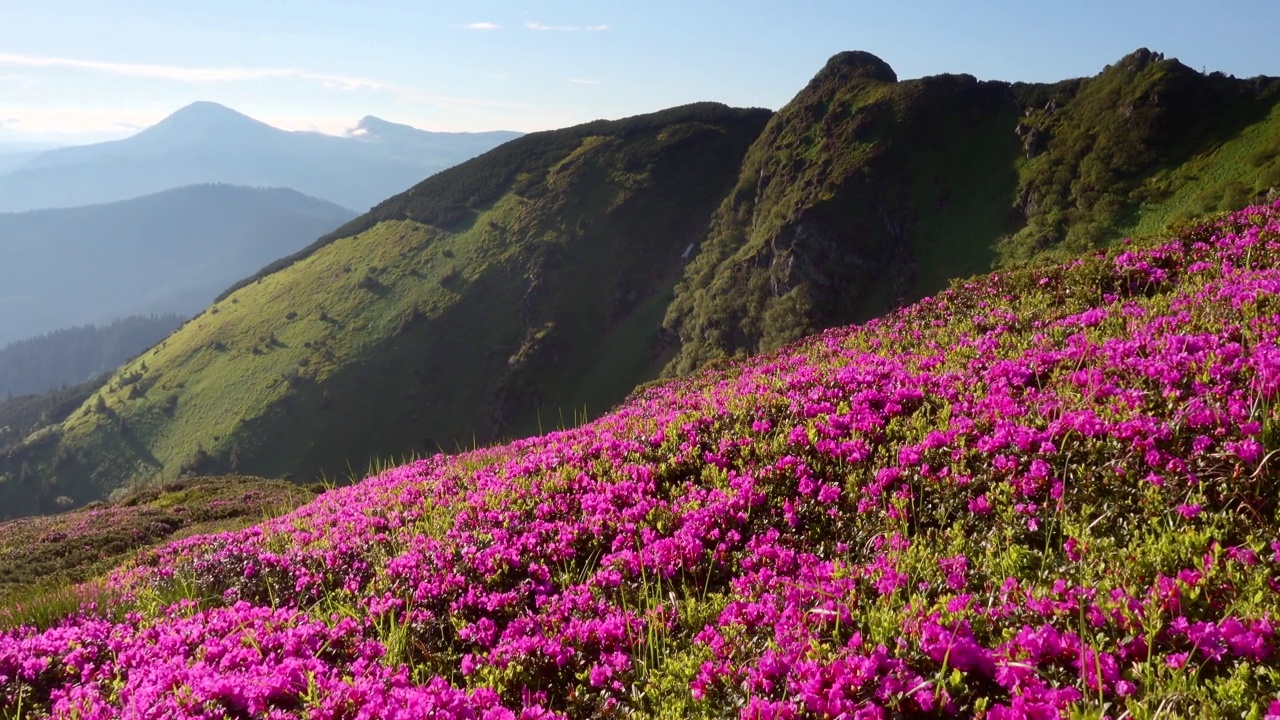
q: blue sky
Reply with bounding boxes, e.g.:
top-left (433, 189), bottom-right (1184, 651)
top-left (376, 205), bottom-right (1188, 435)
top-left (1, 0), bottom-right (1277, 144)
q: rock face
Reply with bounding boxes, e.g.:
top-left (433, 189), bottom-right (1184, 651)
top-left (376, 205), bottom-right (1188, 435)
top-left (662, 55), bottom-right (1017, 375)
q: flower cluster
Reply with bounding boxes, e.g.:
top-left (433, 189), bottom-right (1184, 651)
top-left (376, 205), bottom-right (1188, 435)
top-left (4, 202), bottom-right (1280, 717)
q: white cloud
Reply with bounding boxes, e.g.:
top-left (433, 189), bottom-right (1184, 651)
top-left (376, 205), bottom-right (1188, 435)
top-left (464, 22), bottom-right (500, 30)
top-left (525, 21), bottom-right (608, 31)
top-left (260, 113), bottom-right (365, 136)
top-left (0, 105), bottom-right (371, 140)
top-left (0, 52), bottom-right (528, 113)
top-left (0, 52), bottom-right (388, 92)
top-left (0, 106), bottom-right (164, 140)
top-left (568, 78), bottom-right (601, 85)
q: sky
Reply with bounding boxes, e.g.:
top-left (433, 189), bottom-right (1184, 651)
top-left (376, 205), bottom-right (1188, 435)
top-left (1, 0), bottom-right (1278, 145)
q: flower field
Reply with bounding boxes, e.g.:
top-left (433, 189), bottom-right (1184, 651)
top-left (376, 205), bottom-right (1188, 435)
top-left (3, 202), bottom-right (1280, 717)
top-left (0, 477), bottom-right (315, 634)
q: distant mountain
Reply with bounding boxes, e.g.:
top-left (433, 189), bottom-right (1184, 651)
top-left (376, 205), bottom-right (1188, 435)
top-left (0, 315), bottom-right (186, 399)
top-left (5, 49), bottom-right (1279, 518)
top-left (0, 150), bottom-right (45, 176)
top-left (0, 140), bottom-right (61, 154)
top-left (0, 102), bottom-right (522, 212)
top-left (0, 183), bottom-right (355, 346)
top-left (347, 115), bottom-right (526, 164)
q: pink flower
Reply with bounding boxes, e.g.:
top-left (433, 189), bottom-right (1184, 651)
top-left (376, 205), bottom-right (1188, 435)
top-left (1064, 537), bottom-right (1082, 562)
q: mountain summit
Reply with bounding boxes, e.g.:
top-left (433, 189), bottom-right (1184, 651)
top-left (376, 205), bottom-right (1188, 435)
top-left (0, 103), bottom-right (522, 212)
top-left (813, 50), bottom-right (898, 85)
top-left (135, 101), bottom-right (277, 142)
top-left (350, 115), bottom-right (420, 139)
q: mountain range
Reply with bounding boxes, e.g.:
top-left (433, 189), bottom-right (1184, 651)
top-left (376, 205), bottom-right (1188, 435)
top-left (0, 102), bottom-right (522, 213)
top-left (2, 48), bottom-right (1278, 517)
top-left (0, 184), bottom-right (356, 348)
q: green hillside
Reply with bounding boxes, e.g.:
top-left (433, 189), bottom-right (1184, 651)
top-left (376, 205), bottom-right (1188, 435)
top-left (1000, 48), bottom-right (1280, 262)
top-left (4, 49), bottom-right (1278, 518)
top-left (663, 49), bottom-right (1280, 372)
top-left (0, 104), bottom-right (771, 513)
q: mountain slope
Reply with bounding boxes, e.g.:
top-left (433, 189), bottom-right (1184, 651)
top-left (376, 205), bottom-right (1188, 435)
top-left (0, 184), bottom-right (355, 346)
top-left (0, 315), bottom-right (185, 398)
top-left (4, 202), bottom-right (1278, 716)
top-left (662, 49), bottom-right (1280, 373)
top-left (0, 104), bottom-right (771, 511)
top-left (1002, 48), bottom-right (1280, 261)
top-left (662, 53), bottom-right (1020, 373)
top-left (0, 102), bottom-right (522, 212)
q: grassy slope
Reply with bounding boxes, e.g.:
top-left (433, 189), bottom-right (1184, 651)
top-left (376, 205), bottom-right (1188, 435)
top-left (0, 105), bottom-right (770, 508)
top-left (1129, 98), bottom-right (1280, 233)
top-left (4, 205), bottom-right (1278, 716)
top-left (1002, 49), bottom-right (1280, 262)
top-left (664, 49), bottom-right (1280, 374)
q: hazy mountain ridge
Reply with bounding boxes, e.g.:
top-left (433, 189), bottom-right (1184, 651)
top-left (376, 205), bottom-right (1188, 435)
top-left (0, 102), bottom-right (522, 212)
top-left (4, 49), bottom-right (1279, 517)
top-left (0, 315), bottom-right (186, 399)
top-left (0, 184), bottom-right (355, 346)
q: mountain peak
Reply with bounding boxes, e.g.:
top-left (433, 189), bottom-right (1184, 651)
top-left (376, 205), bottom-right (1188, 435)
top-left (140, 102), bottom-right (276, 141)
top-left (355, 115), bottom-right (397, 131)
top-left (816, 51), bottom-right (898, 85)
top-left (349, 115), bottom-right (429, 140)
top-left (1116, 47), bottom-right (1165, 70)
top-left (1104, 47), bottom-right (1195, 80)
top-left (163, 101), bottom-right (258, 124)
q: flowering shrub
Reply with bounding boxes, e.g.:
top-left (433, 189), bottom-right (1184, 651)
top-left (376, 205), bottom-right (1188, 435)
top-left (4, 202), bottom-right (1280, 717)
top-left (0, 476), bottom-right (315, 633)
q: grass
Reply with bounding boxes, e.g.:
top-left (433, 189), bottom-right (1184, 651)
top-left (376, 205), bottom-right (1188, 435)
top-left (1128, 100), bottom-right (1280, 234)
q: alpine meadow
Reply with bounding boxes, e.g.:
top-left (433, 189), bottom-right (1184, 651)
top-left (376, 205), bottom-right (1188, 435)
top-left (1, 31), bottom-right (1280, 720)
